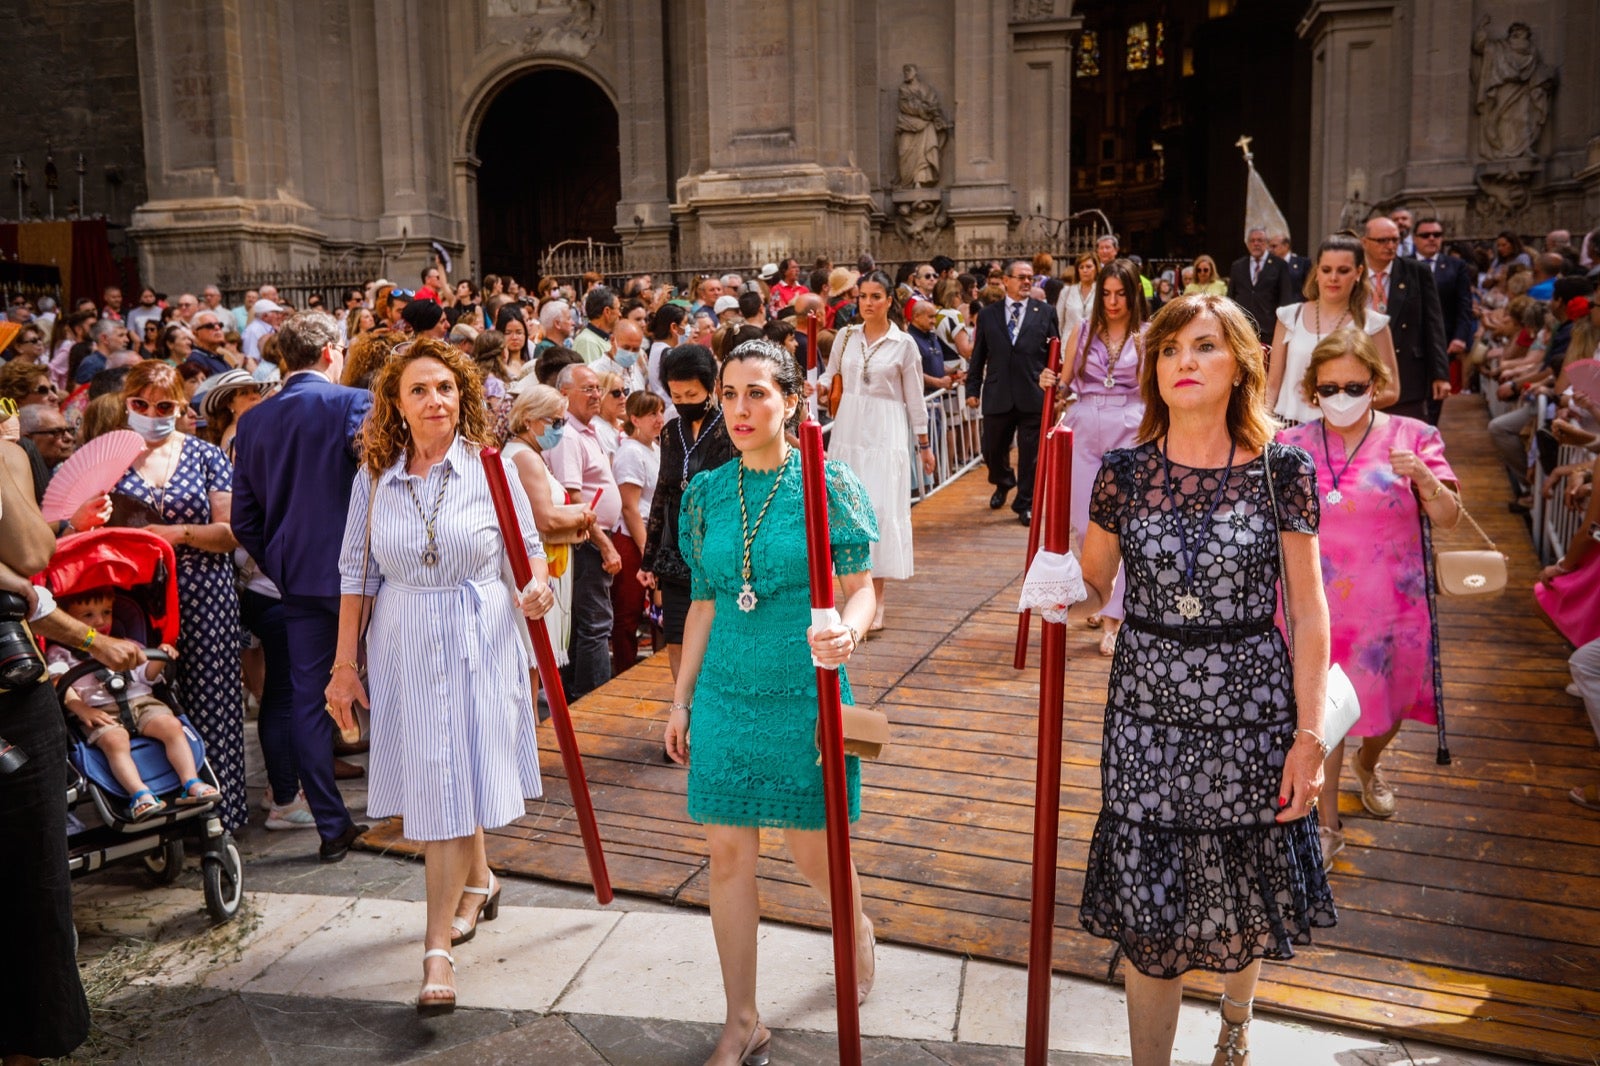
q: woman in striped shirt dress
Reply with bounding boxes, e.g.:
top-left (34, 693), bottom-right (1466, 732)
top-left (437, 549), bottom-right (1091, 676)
top-left (325, 337), bottom-right (555, 1017)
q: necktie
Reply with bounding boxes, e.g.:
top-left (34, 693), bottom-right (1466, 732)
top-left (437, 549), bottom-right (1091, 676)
top-left (1251, 257), bottom-right (1261, 284)
top-left (1007, 301), bottom-right (1022, 342)
top-left (1373, 270), bottom-right (1388, 309)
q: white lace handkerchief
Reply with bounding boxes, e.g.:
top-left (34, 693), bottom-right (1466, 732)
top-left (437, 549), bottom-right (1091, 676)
top-left (810, 607), bottom-right (842, 670)
top-left (1018, 550), bottom-right (1088, 623)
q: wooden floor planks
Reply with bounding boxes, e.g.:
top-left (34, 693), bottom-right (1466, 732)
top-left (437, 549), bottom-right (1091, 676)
top-left (357, 395), bottom-right (1600, 1064)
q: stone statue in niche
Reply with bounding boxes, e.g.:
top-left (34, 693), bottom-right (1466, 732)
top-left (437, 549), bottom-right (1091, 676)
top-left (1471, 16), bottom-right (1557, 162)
top-left (894, 65), bottom-right (952, 189)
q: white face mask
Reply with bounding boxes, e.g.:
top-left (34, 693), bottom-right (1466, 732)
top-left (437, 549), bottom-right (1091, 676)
top-left (1318, 389), bottom-right (1373, 427)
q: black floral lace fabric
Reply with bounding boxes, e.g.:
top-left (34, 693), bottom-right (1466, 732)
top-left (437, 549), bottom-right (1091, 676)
top-left (1078, 442), bottom-right (1337, 977)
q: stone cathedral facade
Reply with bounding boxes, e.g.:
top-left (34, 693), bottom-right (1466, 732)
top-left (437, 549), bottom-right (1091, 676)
top-left (6, 1), bottom-right (1592, 292)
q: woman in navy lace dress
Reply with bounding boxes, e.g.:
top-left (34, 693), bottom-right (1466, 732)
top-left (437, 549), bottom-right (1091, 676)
top-left (1043, 294), bottom-right (1336, 1066)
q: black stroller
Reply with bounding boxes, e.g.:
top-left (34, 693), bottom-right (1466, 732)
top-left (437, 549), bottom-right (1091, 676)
top-left (41, 528), bottom-right (243, 923)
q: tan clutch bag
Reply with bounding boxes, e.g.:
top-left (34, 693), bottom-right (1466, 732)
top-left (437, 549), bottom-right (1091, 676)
top-left (817, 703), bottom-right (891, 761)
top-left (1435, 503), bottom-right (1507, 596)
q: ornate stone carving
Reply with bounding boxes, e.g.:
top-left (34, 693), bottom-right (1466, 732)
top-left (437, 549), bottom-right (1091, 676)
top-left (893, 196), bottom-right (949, 246)
top-left (894, 65), bottom-right (952, 189)
top-left (1472, 16), bottom-right (1558, 161)
top-left (489, 0), bottom-right (602, 58)
top-left (1010, 0), bottom-right (1058, 20)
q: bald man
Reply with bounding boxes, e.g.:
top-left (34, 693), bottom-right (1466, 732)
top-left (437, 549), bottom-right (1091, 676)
top-left (1363, 216), bottom-right (1449, 422)
top-left (593, 318), bottom-right (647, 393)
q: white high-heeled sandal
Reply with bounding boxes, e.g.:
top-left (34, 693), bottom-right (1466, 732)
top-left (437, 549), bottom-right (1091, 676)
top-left (451, 871), bottom-right (501, 945)
top-left (1214, 992), bottom-right (1252, 1065)
top-left (417, 948), bottom-right (456, 1017)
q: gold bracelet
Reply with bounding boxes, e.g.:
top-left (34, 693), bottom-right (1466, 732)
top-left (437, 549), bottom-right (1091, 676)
top-left (332, 660), bottom-right (360, 674)
top-left (1423, 483), bottom-right (1446, 502)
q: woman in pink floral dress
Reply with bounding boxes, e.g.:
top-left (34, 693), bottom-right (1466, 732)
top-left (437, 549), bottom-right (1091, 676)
top-left (1278, 329), bottom-right (1462, 871)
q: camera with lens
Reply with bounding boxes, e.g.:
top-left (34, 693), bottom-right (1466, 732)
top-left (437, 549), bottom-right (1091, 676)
top-left (0, 590), bottom-right (47, 775)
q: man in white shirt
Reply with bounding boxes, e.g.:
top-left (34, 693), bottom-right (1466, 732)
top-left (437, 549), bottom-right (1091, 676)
top-left (592, 318), bottom-right (648, 395)
top-left (242, 299), bottom-right (287, 371)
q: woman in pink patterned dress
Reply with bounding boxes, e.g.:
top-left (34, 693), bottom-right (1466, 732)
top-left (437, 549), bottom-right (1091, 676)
top-left (1278, 329), bottom-right (1462, 871)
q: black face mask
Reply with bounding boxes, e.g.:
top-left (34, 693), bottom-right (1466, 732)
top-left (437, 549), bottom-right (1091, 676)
top-left (674, 399), bottom-right (712, 424)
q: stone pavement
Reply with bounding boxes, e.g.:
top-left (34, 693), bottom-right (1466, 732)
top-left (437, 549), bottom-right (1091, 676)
top-left (61, 742), bottom-right (1540, 1065)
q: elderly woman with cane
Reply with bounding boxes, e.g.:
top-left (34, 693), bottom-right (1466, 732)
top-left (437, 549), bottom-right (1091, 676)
top-left (325, 337), bottom-right (555, 1017)
top-left (1028, 293), bottom-right (1335, 1065)
top-left (664, 339), bottom-right (879, 1065)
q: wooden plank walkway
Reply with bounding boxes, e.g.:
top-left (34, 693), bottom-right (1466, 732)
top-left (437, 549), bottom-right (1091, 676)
top-left (359, 394), bottom-right (1600, 1064)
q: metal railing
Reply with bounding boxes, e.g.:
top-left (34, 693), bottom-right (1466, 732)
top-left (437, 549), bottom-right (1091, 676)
top-left (1536, 440), bottom-right (1593, 565)
top-left (910, 387), bottom-right (984, 503)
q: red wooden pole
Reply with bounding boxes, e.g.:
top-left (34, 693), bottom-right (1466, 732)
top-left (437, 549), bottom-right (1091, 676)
top-left (480, 448), bottom-right (614, 905)
top-left (798, 420), bottom-right (862, 1065)
top-left (1025, 427), bottom-right (1072, 1064)
top-left (1015, 336), bottom-right (1063, 669)
top-left (805, 311), bottom-right (821, 422)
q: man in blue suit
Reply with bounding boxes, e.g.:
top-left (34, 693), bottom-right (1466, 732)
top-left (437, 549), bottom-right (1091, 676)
top-left (965, 258), bottom-right (1060, 527)
top-left (232, 311), bottom-right (371, 861)
top-left (1410, 217), bottom-right (1476, 405)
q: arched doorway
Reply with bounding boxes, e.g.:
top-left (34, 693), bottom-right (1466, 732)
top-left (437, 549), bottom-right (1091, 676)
top-left (474, 68), bottom-right (621, 282)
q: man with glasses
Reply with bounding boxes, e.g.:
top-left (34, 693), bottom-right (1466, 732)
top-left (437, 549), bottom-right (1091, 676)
top-left (1410, 218), bottom-right (1475, 389)
top-left (173, 293), bottom-right (200, 325)
top-left (188, 311), bottom-right (239, 376)
top-left (965, 257), bottom-right (1060, 526)
top-left (1227, 227), bottom-right (1296, 342)
top-left (242, 298), bottom-right (288, 373)
top-left (19, 403), bottom-right (74, 475)
top-left (1363, 215), bottom-right (1448, 423)
top-left (545, 362), bottom-right (623, 700)
top-left (912, 263), bottom-right (938, 300)
top-left (6, 325), bottom-right (47, 367)
top-left (201, 284), bottom-right (227, 318)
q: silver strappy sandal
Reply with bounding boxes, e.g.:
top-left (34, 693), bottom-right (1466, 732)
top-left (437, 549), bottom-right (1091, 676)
top-left (1214, 992), bottom-right (1252, 1065)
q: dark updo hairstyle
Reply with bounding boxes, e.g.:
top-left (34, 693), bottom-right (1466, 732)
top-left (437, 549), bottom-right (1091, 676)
top-left (650, 302), bottom-right (687, 341)
top-left (660, 343), bottom-right (717, 393)
top-left (720, 337), bottom-right (805, 431)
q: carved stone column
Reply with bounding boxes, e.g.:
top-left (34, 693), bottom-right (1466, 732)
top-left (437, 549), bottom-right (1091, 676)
top-left (1296, 1), bottom-right (1400, 239)
top-left (671, 0), bottom-right (873, 257)
top-left (947, 0), bottom-right (1015, 247)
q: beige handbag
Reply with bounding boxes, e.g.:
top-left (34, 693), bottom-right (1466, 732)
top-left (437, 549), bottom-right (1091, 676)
top-left (1435, 505), bottom-right (1507, 596)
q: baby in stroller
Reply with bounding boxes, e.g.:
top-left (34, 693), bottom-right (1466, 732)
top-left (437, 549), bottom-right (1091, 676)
top-left (49, 587), bottom-right (219, 820)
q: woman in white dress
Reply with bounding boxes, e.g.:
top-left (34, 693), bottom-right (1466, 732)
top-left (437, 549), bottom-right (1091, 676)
top-left (326, 337), bottom-right (556, 1017)
top-left (821, 271), bottom-right (935, 630)
top-left (1265, 233), bottom-right (1403, 424)
top-left (1055, 251), bottom-right (1099, 338)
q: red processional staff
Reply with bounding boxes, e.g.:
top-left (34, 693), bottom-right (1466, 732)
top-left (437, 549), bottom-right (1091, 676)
top-left (1024, 427), bottom-right (1072, 1064)
top-left (1015, 337), bottom-right (1063, 668)
top-left (480, 449), bottom-right (614, 905)
top-left (799, 418), bottom-right (863, 1065)
top-left (805, 310), bottom-right (821, 421)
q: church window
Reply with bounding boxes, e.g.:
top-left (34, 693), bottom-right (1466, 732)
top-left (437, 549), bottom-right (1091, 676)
top-left (1076, 30), bottom-right (1100, 78)
top-left (1126, 22), bottom-right (1151, 71)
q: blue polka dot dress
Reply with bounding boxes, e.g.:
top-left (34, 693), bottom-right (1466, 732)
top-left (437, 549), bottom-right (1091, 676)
top-left (116, 435), bottom-right (247, 831)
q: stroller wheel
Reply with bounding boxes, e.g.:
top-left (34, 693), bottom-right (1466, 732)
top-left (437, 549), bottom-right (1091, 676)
top-left (143, 837), bottom-right (185, 885)
top-left (202, 834), bottom-right (244, 923)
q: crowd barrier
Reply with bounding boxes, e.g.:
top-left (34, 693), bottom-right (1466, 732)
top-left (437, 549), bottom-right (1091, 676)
top-left (816, 387), bottom-right (984, 506)
top-left (1485, 380), bottom-right (1594, 566)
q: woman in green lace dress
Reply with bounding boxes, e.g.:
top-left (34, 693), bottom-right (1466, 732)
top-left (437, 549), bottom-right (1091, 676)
top-left (663, 338), bottom-right (880, 1066)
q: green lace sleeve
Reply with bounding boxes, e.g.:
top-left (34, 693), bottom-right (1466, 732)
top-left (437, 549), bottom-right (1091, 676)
top-left (824, 460), bottom-right (879, 576)
top-left (681, 471), bottom-right (712, 600)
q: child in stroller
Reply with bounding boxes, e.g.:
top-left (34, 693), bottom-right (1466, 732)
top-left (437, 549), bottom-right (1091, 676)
top-left (49, 587), bottom-right (220, 820)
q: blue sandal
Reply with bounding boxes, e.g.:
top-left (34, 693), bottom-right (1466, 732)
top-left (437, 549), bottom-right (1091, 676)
top-left (176, 777), bottom-right (220, 807)
top-left (128, 789), bottom-right (167, 821)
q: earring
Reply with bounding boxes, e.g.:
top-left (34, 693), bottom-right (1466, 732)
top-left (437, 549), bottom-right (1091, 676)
top-left (1233, 377), bottom-right (1243, 387)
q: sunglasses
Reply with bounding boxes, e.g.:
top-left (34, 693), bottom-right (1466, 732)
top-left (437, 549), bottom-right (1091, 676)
top-left (1415, 230), bottom-right (1443, 238)
top-left (128, 397), bottom-right (182, 416)
top-left (28, 427), bottom-right (73, 439)
top-left (196, 322), bottom-right (223, 329)
top-left (30, 382), bottom-right (57, 395)
top-left (607, 388), bottom-right (625, 398)
top-left (1314, 381), bottom-right (1373, 399)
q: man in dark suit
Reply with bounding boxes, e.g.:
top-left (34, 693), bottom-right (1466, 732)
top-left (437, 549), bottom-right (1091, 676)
top-left (1410, 217), bottom-right (1475, 395)
top-left (1363, 216), bottom-right (1449, 423)
top-left (232, 311), bottom-right (371, 861)
top-left (1269, 234), bottom-right (1312, 298)
top-left (965, 258), bottom-right (1060, 526)
top-left (1227, 228), bottom-right (1297, 341)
